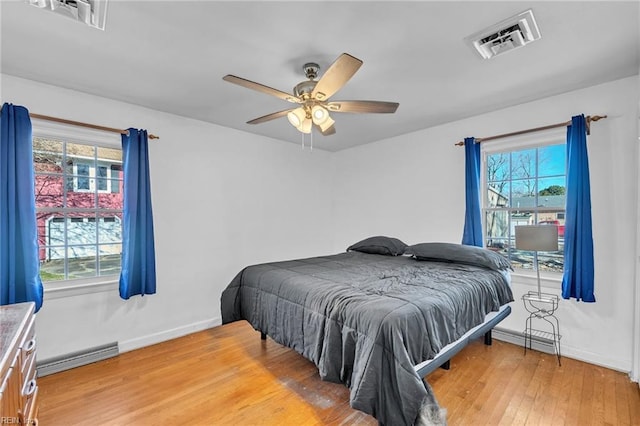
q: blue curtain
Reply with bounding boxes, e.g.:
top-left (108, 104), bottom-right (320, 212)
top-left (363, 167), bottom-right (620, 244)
top-left (462, 137), bottom-right (483, 246)
top-left (562, 115), bottom-right (595, 302)
top-left (0, 103), bottom-right (43, 311)
top-left (119, 128), bottom-right (156, 299)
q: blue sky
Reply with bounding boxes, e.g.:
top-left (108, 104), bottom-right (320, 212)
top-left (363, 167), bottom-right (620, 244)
top-left (486, 143), bottom-right (567, 199)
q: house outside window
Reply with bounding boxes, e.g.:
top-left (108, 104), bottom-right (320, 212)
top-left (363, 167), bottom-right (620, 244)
top-left (483, 141), bottom-right (566, 273)
top-left (71, 161), bottom-right (120, 193)
top-left (33, 136), bottom-right (123, 282)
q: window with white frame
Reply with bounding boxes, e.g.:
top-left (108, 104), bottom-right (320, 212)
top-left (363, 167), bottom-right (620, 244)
top-left (483, 141), bottom-right (566, 273)
top-left (33, 135), bottom-right (123, 282)
top-left (70, 161), bottom-right (120, 193)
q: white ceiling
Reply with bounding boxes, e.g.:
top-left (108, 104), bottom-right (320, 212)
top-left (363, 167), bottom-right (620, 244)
top-left (1, 1), bottom-right (638, 151)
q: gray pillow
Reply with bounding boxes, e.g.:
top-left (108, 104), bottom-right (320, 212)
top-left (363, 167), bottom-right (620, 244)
top-left (404, 242), bottom-right (512, 271)
top-left (347, 236), bottom-right (408, 256)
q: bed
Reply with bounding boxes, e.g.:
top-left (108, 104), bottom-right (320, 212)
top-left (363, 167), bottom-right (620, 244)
top-left (221, 239), bottom-right (514, 425)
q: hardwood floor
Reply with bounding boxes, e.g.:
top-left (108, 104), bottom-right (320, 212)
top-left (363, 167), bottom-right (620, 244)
top-left (38, 321), bottom-right (640, 425)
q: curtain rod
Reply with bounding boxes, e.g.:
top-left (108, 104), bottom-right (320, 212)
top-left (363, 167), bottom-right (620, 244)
top-left (454, 115), bottom-right (607, 146)
top-left (28, 112), bottom-right (160, 140)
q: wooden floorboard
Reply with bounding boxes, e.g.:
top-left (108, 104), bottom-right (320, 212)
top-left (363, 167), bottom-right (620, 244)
top-left (37, 321), bottom-right (640, 425)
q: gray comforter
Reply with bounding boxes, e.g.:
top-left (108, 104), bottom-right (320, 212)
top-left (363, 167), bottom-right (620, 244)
top-left (221, 252), bottom-right (513, 425)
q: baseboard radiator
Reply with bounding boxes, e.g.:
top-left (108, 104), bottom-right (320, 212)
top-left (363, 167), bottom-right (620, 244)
top-left (37, 342), bottom-right (119, 377)
top-left (492, 327), bottom-right (557, 355)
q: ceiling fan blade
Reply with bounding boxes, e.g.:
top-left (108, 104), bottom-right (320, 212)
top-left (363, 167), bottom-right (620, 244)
top-left (246, 109), bottom-right (294, 125)
top-left (325, 100), bottom-right (399, 114)
top-left (311, 53), bottom-right (363, 101)
top-left (223, 75), bottom-right (302, 104)
top-left (320, 124), bottom-right (336, 136)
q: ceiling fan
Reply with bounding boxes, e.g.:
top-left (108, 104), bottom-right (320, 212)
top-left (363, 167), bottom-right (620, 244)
top-left (223, 53), bottom-right (399, 136)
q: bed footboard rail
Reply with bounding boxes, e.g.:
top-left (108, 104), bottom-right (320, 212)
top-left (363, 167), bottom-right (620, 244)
top-left (414, 305), bottom-right (511, 378)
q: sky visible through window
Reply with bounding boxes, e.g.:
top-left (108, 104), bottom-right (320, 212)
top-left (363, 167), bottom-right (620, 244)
top-left (485, 143), bottom-right (566, 272)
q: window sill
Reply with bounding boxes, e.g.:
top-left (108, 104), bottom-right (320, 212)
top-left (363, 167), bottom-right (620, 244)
top-left (510, 268), bottom-right (562, 289)
top-left (43, 276), bottom-right (119, 300)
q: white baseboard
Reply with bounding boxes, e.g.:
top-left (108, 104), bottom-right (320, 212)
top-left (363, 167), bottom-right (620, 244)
top-left (118, 316), bottom-right (222, 354)
top-left (493, 327), bottom-right (631, 374)
top-left (562, 345), bottom-right (632, 375)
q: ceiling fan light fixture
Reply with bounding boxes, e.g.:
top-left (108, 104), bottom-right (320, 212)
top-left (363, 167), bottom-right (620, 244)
top-left (223, 52), bottom-right (400, 138)
top-left (300, 118), bottom-right (312, 134)
top-left (311, 105), bottom-right (330, 125)
top-left (287, 107), bottom-right (306, 128)
top-left (318, 115), bottom-right (335, 132)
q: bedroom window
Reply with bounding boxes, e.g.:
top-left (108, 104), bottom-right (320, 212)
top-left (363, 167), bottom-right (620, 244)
top-left (483, 143), bottom-right (566, 273)
top-left (33, 137), bottom-right (123, 282)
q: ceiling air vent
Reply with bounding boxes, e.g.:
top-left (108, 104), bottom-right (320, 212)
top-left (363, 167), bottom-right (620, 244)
top-left (465, 9), bottom-right (541, 60)
top-left (25, 0), bottom-right (108, 30)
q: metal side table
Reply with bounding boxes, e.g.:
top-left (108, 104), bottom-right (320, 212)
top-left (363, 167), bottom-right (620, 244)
top-left (522, 291), bottom-right (561, 366)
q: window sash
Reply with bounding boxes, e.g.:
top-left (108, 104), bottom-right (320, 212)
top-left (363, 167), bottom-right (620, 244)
top-left (481, 133), bottom-right (566, 273)
top-left (33, 134), bottom-right (123, 283)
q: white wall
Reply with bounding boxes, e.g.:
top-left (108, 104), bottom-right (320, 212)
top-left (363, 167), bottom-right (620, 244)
top-left (332, 76), bottom-right (639, 373)
top-left (3, 73), bottom-right (638, 375)
top-left (634, 71), bottom-right (640, 383)
top-left (2, 74), bottom-right (335, 360)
